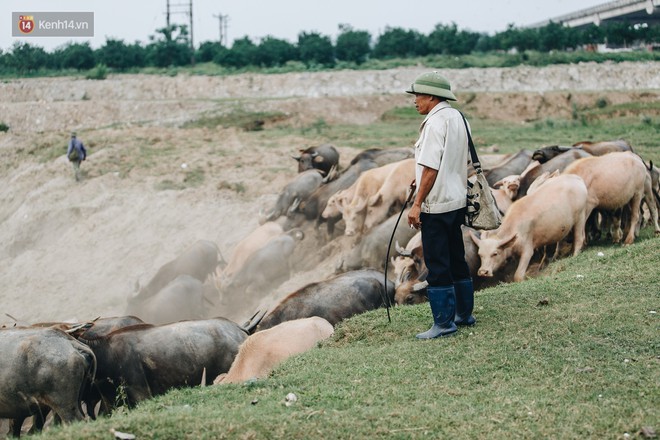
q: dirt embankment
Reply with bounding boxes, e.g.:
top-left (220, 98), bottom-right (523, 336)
top-left (0, 61), bottom-right (658, 324)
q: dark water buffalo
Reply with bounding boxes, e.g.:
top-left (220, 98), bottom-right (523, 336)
top-left (136, 239), bottom-right (220, 300)
top-left (517, 149), bottom-right (592, 198)
top-left (484, 149), bottom-right (534, 186)
top-left (297, 156), bottom-right (380, 234)
top-left (257, 269), bottom-right (394, 331)
top-left (220, 229), bottom-right (306, 319)
top-left (531, 145), bottom-right (576, 163)
top-left (126, 274), bottom-right (207, 325)
top-left (0, 327), bottom-right (96, 437)
top-left (69, 316), bottom-right (145, 419)
top-left (223, 232), bottom-right (303, 306)
top-left (293, 144), bottom-right (339, 175)
top-left (339, 209), bottom-right (417, 272)
top-left (76, 316), bottom-right (145, 339)
top-left (264, 169), bottom-right (326, 222)
top-left (348, 147), bottom-right (414, 167)
top-left (76, 318), bottom-right (248, 408)
top-left (533, 141), bottom-right (633, 165)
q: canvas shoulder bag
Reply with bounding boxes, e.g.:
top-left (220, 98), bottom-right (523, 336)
top-left (459, 112), bottom-right (502, 230)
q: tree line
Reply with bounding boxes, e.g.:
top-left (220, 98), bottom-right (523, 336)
top-left (1, 20), bottom-right (658, 74)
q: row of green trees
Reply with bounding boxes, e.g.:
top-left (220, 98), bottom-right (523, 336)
top-left (1, 20), bottom-right (658, 74)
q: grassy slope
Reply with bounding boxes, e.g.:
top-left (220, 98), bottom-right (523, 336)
top-left (28, 96), bottom-right (660, 440)
top-left (38, 232), bottom-right (659, 439)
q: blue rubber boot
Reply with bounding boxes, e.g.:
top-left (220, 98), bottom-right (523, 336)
top-left (454, 278), bottom-right (476, 326)
top-left (416, 285), bottom-right (458, 339)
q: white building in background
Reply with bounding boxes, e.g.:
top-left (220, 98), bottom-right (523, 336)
top-left (529, 0), bottom-right (660, 29)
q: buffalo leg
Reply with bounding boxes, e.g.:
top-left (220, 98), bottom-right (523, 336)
top-left (572, 209), bottom-right (587, 256)
top-left (610, 208), bottom-right (624, 243)
top-left (513, 248), bottom-right (535, 282)
top-left (624, 193), bottom-right (643, 245)
top-left (9, 417), bottom-right (25, 438)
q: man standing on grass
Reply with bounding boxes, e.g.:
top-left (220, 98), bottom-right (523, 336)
top-left (66, 131), bottom-right (87, 182)
top-left (406, 71), bottom-right (475, 339)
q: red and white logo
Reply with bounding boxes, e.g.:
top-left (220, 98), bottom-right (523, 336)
top-left (18, 15), bottom-right (35, 34)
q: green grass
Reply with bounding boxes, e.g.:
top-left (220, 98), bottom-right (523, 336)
top-left (36, 232), bottom-right (660, 439)
top-left (472, 116), bottom-right (660, 159)
top-left (257, 104), bottom-right (659, 164)
top-left (85, 63), bottom-right (108, 80)
top-left (183, 108), bottom-right (289, 131)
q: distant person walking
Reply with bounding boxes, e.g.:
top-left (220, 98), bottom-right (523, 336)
top-left (66, 131), bottom-right (87, 181)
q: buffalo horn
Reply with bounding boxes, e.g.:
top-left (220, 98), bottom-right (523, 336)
top-left (260, 207), bottom-right (274, 224)
top-left (412, 280), bottom-right (429, 292)
top-left (241, 309), bottom-right (267, 334)
top-left (65, 321), bottom-right (94, 334)
top-left (322, 164), bottom-right (339, 183)
top-left (288, 197), bottom-right (301, 215)
top-left (395, 241), bottom-right (411, 256)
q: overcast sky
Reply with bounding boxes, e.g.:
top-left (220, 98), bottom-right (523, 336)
top-left (2, 0), bottom-right (609, 52)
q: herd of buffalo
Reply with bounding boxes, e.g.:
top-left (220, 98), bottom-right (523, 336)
top-left (1, 139), bottom-right (658, 437)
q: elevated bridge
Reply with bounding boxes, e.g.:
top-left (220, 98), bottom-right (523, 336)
top-left (530, 0), bottom-right (660, 28)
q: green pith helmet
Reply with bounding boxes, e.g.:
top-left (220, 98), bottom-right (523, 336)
top-left (405, 71), bottom-right (457, 101)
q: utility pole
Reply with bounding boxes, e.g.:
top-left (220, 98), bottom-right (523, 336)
top-left (189, 0), bottom-right (194, 61)
top-left (165, 0), bottom-right (195, 64)
top-left (213, 13), bottom-right (229, 46)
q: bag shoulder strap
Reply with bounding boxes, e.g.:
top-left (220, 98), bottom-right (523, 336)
top-left (457, 111), bottom-right (482, 172)
top-left (438, 107), bottom-right (482, 172)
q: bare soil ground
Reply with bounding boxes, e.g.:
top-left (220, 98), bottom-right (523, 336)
top-left (0, 61), bottom-right (658, 325)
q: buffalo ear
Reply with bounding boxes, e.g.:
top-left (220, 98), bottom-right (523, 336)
top-left (368, 193), bottom-right (383, 207)
top-left (498, 233), bottom-right (517, 250)
top-left (334, 197), bottom-right (347, 213)
top-left (213, 373), bottom-right (228, 385)
top-left (353, 197), bottom-right (367, 211)
top-left (291, 155), bottom-right (301, 162)
top-left (468, 229), bottom-right (481, 246)
top-left (313, 155), bottom-right (324, 163)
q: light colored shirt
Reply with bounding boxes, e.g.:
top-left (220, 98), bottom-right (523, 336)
top-left (414, 101), bottom-right (470, 214)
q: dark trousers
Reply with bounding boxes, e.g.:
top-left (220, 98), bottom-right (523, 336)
top-left (420, 208), bottom-right (471, 287)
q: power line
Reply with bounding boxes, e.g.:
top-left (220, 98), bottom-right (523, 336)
top-left (165, 0), bottom-right (195, 64)
top-left (213, 13), bottom-right (230, 46)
